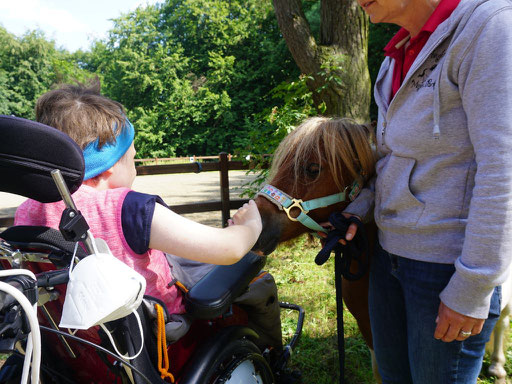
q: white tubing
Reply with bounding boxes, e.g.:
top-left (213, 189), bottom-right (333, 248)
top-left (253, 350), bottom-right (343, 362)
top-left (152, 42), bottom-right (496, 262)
top-left (0, 280), bottom-right (41, 384)
top-left (87, 230), bottom-right (100, 255)
top-left (21, 334), bottom-right (33, 384)
top-left (67, 242), bottom-right (80, 280)
top-left (28, 302), bottom-right (39, 383)
top-left (0, 269), bottom-right (37, 280)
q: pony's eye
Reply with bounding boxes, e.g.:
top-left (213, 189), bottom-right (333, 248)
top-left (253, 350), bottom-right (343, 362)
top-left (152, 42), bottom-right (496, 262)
top-left (305, 163), bottom-right (321, 178)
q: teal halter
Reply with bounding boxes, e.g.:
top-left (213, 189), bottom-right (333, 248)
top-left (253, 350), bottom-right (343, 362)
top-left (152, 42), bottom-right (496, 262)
top-left (257, 178), bottom-right (361, 233)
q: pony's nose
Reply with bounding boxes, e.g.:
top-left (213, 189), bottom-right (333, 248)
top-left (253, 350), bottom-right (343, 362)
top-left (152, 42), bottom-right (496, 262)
top-left (252, 208), bottom-right (282, 255)
top-left (252, 234), bottom-right (279, 256)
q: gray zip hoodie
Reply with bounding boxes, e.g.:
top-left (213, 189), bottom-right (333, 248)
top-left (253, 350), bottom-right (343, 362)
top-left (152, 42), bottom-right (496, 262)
top-left (348, 0), bottom-right (512, 318)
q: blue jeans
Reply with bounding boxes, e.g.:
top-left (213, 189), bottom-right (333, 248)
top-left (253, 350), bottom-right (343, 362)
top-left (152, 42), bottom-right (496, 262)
top-left (369, 243), bottom-right (501, 384)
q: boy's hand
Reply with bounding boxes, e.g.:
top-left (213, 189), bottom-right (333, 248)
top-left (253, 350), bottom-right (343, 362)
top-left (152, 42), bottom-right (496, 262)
top-left (228, 200), bottom-right (262, 235)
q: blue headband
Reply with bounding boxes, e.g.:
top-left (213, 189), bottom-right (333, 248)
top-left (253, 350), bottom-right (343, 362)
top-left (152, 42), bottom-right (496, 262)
top-left (83, 119), bottom-right (135, 180)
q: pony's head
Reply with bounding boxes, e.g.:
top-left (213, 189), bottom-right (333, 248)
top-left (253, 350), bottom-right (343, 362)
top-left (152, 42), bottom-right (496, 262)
top-left (253, 117), bottom-right (376, 255)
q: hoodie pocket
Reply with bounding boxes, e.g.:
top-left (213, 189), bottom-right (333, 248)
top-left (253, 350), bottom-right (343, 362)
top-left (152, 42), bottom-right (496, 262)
top-left (376, 155), bottom-right (425, 227)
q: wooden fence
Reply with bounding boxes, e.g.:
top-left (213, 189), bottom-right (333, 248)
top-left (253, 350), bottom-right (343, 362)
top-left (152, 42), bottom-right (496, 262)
top-left (134, 154), bottom-right (235, 165)
top-left (0, 153), bottom-right (267, 228)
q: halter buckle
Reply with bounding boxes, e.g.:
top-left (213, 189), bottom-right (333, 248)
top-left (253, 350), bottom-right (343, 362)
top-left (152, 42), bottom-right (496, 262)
top-left (283, 199), bottom-right (308, 222)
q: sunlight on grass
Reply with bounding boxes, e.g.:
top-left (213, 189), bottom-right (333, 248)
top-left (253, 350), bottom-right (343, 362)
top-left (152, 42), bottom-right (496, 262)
top-left (270, 234), bottom-right (512, 384)
top-left (268, 235), bottom-right (373, 384)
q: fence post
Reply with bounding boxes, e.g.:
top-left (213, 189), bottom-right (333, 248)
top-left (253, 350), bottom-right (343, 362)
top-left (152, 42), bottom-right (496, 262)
top-left (219, 152), bottom-right (230, 227)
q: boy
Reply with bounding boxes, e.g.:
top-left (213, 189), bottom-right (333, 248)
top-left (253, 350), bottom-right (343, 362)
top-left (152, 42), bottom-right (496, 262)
top-left (15, 80), bottom-right (262, 317)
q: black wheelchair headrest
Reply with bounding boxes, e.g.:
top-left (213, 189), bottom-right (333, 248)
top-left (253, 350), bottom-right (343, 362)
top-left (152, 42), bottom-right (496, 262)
top-left (0, 115), bottom-right (84, 203)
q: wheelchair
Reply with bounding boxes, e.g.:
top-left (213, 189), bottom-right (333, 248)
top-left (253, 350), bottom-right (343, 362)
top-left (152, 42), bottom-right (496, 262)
top-left (0, 115), bottom-right (304, 383)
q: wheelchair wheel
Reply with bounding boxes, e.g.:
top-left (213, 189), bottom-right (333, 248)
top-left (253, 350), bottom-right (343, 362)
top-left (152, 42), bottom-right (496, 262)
top-left (206, 338), bottom-right (274, 384)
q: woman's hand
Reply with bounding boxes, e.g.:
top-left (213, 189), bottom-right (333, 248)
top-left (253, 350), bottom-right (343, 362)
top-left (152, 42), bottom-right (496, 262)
top-left (434, 301), bottom-right (485, 342)
top-left (317, 212), bottom-right (361, 245)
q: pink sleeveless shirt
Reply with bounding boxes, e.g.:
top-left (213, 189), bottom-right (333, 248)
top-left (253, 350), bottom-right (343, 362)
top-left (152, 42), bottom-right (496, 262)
top-left (15, 184), bottom-right (185, 315)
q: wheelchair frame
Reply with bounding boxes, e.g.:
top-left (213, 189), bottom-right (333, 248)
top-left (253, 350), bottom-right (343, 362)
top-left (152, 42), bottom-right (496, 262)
top-left (0, 115), bottom-right (305, 383)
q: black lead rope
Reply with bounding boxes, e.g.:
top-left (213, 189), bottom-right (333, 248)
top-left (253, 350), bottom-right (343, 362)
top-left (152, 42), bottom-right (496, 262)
top-left (315, 213), bottom-right (368, 384)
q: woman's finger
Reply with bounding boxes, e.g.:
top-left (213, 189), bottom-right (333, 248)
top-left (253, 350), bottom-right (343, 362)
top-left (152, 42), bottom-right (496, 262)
top-left (345, 222), bottom-right (358, 241)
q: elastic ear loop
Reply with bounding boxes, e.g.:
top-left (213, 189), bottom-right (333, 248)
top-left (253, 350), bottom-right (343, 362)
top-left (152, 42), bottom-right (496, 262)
top-left (66, 242), bottom-right (80, 336)
top-left (99, 310), bottom-right (145, 360)
top-left (67, 242), bottom-right (80, 279)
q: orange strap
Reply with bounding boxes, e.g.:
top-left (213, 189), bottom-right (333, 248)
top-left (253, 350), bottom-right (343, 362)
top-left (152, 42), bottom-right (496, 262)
top-left (155, 303), bottom-right (175, 382)
top-left (250, 271), bottom-right (268, 284)
top-left (175, 280), bottom-right (189, 293)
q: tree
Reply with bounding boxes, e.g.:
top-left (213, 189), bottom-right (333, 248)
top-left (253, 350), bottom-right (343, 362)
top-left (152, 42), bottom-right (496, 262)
top-left (272, 0), bottom-right (370, 121)
top-left (0, 27), bottom-right (92, 119)
top-left (85, 0), bottom-right (297, 158)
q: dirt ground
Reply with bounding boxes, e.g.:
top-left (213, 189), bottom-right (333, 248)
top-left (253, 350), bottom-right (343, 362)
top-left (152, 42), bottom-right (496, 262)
top-left (0, 170), bottom-right (258, 228)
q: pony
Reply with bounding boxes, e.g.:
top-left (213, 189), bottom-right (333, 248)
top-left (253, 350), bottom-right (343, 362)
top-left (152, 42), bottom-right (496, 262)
top-left (252, 116), bottom-right (380, 379)
top-left (252, 116), bottom-right (511, 384)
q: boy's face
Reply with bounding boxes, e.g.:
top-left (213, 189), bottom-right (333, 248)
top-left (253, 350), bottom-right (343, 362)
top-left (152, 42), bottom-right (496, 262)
top-left (109, 143), bottom-right (137, 189)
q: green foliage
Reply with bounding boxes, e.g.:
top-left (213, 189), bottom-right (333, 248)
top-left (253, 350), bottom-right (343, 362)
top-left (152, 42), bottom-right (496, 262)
top-left (83, 0), bottom-right (297, 158)
top-left (262, 75), bottom-right (317, 145)
top-left (0, 27), bottom-right (92, 119)
top-left (238, 73), bottom-right (319, 197)
top-left (1, 0), bottom-right (399, 159)
top-left (368, 23), bottom-right (400, 120)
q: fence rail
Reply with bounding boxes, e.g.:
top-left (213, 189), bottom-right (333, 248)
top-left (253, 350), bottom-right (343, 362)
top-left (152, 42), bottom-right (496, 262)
top-left (134, 154), bottom-right (236, 165)
top-left (0, 153), bottom-right (268, 229)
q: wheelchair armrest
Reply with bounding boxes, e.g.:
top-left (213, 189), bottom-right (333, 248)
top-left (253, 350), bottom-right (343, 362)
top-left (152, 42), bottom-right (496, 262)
top-left (184, 252), bottom-right (265, 319)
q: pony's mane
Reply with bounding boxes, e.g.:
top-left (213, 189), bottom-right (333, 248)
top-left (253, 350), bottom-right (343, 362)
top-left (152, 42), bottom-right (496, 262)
top-left (268, 117), bottom-right (376, 194)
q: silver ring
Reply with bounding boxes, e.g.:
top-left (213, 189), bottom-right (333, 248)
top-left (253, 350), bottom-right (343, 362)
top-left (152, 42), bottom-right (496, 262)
top-left (459, 330), bottom-right (471, 338)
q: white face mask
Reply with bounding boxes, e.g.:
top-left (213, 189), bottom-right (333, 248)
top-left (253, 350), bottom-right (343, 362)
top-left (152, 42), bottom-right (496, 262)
top-left (59, 241), bottom-right (146, 330)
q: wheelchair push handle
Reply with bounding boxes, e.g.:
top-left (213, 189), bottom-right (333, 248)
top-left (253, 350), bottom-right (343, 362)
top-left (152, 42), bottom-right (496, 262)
top-left (36, 269), bottom-right (69, 288)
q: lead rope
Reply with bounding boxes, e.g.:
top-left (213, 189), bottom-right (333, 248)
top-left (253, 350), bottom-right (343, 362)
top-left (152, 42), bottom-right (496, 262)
top-left (334, 253), bottom-right (345, 384)
top-left (315, 213), bottom-right (368, 384)
top-left (155, 304), bottom-right (175, 382)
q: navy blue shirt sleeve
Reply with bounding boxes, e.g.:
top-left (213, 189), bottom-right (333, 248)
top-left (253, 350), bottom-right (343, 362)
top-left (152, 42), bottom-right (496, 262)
top-left (121, 191), bottom-right (168, 254)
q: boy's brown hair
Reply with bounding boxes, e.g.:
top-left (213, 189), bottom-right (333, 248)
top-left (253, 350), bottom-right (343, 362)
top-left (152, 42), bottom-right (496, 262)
top-left (35, 79), bottom-right (126, 149)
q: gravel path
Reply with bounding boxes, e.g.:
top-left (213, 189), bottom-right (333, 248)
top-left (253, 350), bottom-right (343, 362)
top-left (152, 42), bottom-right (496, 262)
top-left (0, 170), bottom-right (258, 228)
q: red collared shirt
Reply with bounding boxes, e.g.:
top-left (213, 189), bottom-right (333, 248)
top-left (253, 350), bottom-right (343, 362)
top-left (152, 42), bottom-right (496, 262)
top-left (385, 0), bottom-right (460, 99)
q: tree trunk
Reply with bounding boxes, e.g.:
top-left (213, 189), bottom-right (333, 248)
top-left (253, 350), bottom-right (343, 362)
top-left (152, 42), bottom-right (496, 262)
top-left (273, 0), bottom-right (370, 122)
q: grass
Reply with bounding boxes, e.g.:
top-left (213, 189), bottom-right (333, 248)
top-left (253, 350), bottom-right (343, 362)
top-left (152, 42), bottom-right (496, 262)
top-left (269, 235), bottom-right (373, 384)
top-left (0, 230), bottom-right (508, 382)
top-left (269, 234), bottom-right (512, 384)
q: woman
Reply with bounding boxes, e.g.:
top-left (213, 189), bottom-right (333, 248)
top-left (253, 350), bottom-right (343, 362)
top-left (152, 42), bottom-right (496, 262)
top-left (343, 0), bottom-right (512, 382)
